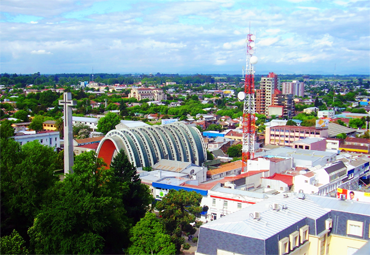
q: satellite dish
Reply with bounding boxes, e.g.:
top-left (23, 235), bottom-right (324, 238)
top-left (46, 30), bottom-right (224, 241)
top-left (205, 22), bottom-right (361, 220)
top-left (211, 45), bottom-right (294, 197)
top-left (238, 91), bottom-right (246, 100)
top-left (250, 56), bottom-right (258, 65)
top-left (250, 42), bottom-right (255, 48)
top-left (251, 35), bottom-right (256, 41)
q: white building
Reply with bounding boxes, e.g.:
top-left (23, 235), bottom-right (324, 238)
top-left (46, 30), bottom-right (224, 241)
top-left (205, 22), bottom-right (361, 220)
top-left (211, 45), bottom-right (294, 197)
top-left (318, 110), bottom-right (335, 119)
top-left (12, 131), bottom-right (60, 150)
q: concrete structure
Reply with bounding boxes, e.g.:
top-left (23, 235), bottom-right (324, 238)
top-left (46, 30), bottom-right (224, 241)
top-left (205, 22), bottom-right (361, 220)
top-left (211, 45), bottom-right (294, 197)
top-left (256, 72), bottom-right (280, 115)
top-left (281, 80), bottom-right (304, 97)
top-left (265, 125), bottom-right (329, 146)
top-left (128, 87), bottom-right (166, 101)
top-left (272, 94), bottom-right (295, 119)
top-left (255, 147), bottom-right (337, 168)
top-left (97, 122), bottom-right (207, 168)
top-left (247, 156), bottom-right (293, 175)
top-left (196, 194), bottom-right (370, 255)
top-left (303, 107), bottom-right (319, 114)
top-left (43, 120), bottom-right (57, 131)
top-left (318, 110), bottom-right (335, 119)
top-left (59, 92), bottom-right (76, 174)
top-left (12, 131), bottom-right (60, 149)
top-left (291, 137), bottom-right (327, 151)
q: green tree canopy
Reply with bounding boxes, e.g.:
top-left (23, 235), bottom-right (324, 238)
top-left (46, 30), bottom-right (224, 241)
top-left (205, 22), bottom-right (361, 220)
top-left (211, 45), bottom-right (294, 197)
top-left (29, 115), bottom-right (44, 131)
top-left (127, 213), bottom-right (176, 255)
top-left (0, 229), bottom-right (29, 255)
top-left (1, 139), bottom-right (59, 241)
top-left (286, 120), bottom-right (297, 126)
top-left (97, 112), bottom-right (120, 134)
top-left (0, 119), bottom-right (15, 138)
top-left (336, 133), bottom-right (347, 139)
top-left (14, 110), bottom-right (29, 122)
top-left (227, 144), bottom-right (242, 157)
top-left (156, 189), bottom-right (202, 253)
top-left (28, 151), bottom-right (130, 254)
top-left (110, 149), bottom-right (153, 225)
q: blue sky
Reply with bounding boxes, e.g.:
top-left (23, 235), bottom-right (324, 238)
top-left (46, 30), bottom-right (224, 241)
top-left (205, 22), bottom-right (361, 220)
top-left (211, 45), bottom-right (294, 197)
top-left (0, 0), bottom-right (369, 75)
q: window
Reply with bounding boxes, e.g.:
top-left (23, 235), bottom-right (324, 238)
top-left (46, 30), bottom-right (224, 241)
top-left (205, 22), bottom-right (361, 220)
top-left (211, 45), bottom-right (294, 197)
top-left (279, 237), bottom-right (289, 255)
top-left (55, 137), bottom-right (57, 141)
top-left (347, 220), bottom-right (363, 237)
top-left (212, 198), bottom-right (216, 206)
top-left (223, 201), bottom-right (228, 208)
top-left (237, 203), bottom-right (242, 209)
top-left (290, 231), bottom-right (299, 250)
top-left (40, 139), bottom-right (43, 143)
top-left (300, 225), bottom-right (309, 243)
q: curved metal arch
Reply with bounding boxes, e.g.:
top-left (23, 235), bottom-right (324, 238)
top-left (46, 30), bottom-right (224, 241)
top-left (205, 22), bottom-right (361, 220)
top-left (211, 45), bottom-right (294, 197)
top-left (146, 126), bottom-right (171, 160)
top-left (130, 129), bottom-right (155, 166)
top-left (105, 130), bottom-right (138, 167)
top-left (137, 127), bottom-right (162, 161)
top-left (120, 129), bottom-right (147, 167)
top-left (161, 125), bottom-right (186, 162)
top-left (174, 122), bottom-right (199, 164)
top-left (168, 124), bottom-right (192, 163)
top-left (190, 126), bottom-right (207, 163)
top-left (156, 126), bottom-right (180, 161)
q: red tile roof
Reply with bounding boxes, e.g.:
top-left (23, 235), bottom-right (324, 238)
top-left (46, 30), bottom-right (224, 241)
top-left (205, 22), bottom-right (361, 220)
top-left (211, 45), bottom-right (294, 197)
top-left (263, 173), bottom-right (293, 186)
top-left (77, 143), bottom-right (99, 150)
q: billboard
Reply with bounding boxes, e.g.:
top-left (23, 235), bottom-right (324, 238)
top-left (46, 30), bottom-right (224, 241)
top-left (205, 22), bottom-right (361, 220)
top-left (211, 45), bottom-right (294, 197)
top-left (161, 119), bottom-right (178, 125)
top-left (316, 119), bottom-right (329, 129)
top-left (337, 188), bottom-right (370, 203)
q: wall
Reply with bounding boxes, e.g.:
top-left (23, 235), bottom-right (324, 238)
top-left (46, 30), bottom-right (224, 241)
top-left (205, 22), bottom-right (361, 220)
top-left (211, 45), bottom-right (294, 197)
top-left (197, 228), bottom-right (265, 255)
top-left (310, 140), bottom-right (327, 151)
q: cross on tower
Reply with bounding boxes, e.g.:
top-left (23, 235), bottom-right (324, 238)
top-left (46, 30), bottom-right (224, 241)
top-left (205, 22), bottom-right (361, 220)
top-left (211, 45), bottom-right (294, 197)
top-left (59, 92), bottom-right (77, 175)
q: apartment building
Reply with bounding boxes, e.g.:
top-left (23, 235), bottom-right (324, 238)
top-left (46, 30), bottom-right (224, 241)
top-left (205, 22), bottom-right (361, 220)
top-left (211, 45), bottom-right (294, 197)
top-left (282, 80), bottom-right (304, 97)
top-left (256, 72), bottom-right (280, 115)
top-left (265, 125), bottom-right (329, 146)
top-left (196, 194), bottom-right (370, 255)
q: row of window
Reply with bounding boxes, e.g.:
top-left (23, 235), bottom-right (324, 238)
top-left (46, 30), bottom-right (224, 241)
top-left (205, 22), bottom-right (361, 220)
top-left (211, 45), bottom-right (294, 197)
top-left (279, 225), bottom-right (309, 255)
top-left (271, 129), bottom-right (320, 135)
top-left (19, 137), bottom-right (58, 146)
top-left (212, 198), bottom-right (243, 209)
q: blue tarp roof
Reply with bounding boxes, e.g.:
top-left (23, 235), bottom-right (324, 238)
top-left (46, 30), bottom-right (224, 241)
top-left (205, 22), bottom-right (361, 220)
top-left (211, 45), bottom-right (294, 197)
top-left (152, 182), bottom-right (208, 196)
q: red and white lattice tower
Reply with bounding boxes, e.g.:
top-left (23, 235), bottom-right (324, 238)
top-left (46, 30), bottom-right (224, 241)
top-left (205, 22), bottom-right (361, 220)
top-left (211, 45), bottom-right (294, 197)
top-left (238, 33), bottom-right (258, 172)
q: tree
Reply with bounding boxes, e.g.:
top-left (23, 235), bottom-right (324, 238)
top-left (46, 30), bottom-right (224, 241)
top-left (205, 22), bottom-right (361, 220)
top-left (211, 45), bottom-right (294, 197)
top-left (0, 229), bottom-right (29, 255)
top-left (55, 118), bottom-right (63, 138)
top-left (286, 120), bottom-right (297, 126)
top-left (110, 150), bottom-right (153, 224)
top-left (206, 124), bottom-right (222, 132)
top-left (349, 118), bottom-right (365, 129)
top-left (14, 110), bottom-right (29, 122)
top-left (336, 133), bottom-right (347, 139)
top-left (227, 144), bottom-right (242, 157)
top-left (97, 112), bottom-right (120, 134)
top-left (29, 115), bottom-right (44, 131)
top-left (1, 139), bottom-right (58, 241)
top-left (156, 189), bottom-right (202, 253)
top-left (127, 213), bottom-right (176, 255)
top-left (28, 151), bottom-right (130, 254)
top-left (0, 119), bottom-right (15, 138)
top-left (207, 150), bottom-right (214, 160)
top-left (301, 118), bottom-right (316, 127)
top-left (73, 123), bottom-right (91, 136)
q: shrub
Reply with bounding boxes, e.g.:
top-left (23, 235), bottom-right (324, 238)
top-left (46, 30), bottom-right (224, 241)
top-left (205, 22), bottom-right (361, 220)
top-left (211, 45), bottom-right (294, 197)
top-left (183, 243), bottom-right (191, 250)
top-left (192, 237), bottom-right (198, 243)
top-left (195, 221), bottom-right (203, 228)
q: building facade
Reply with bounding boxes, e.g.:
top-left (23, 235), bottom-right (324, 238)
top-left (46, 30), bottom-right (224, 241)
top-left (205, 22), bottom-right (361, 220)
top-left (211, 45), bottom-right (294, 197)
top-left (12, 131), bottom-right (60, 150)
top-left (265, 126), bottom-right (329, 146)
top-left (97, 122), bottom-right (207, 168)
top-left (129, 88), bottom-right (167, 101)
top-left (256, 72), bottom-right (280, 115)
top-left (282, 80), bottom-right (304, 97)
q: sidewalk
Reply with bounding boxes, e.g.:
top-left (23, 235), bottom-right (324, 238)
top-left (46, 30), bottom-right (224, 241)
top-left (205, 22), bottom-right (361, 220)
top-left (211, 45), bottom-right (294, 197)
top-left (182, 228), bottom-right (199, 255)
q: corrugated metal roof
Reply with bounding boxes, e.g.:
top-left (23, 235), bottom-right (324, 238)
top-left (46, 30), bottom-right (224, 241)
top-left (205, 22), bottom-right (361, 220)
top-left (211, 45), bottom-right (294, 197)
top-left (308, 195), bottom-right (370, 216)
top-left (202, 194), bottom-right (329, 239)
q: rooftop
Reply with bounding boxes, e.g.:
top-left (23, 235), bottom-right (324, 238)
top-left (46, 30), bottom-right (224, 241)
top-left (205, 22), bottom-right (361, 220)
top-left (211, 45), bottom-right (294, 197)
top-left (207, 161), bottom-right (242, 176)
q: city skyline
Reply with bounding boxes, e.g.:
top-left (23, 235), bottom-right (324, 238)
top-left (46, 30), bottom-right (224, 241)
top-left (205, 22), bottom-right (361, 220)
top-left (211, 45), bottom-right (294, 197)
top-left (1, 0), bottom-right (369, 75)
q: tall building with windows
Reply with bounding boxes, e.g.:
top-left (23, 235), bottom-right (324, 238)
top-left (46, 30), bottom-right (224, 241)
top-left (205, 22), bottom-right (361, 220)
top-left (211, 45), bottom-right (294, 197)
top-left (256, 72), bottom-right (280, 115)
top-left (282, 80), bottom-right (304, 97)
top-left (129, 87), bottom-right (166, 101)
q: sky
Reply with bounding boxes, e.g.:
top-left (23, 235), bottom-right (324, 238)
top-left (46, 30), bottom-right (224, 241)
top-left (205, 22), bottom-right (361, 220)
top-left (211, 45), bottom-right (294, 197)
top-left (0, 0), bottom-right (369, 75)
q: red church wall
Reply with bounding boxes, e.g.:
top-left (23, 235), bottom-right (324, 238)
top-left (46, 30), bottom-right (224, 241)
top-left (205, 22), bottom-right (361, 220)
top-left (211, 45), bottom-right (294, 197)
top-left (97, 139), bottom-right (117, 169)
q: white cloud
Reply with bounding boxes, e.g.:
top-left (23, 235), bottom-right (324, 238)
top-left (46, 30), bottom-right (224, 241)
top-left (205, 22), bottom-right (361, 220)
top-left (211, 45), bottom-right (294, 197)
top-left (258, 37), bottom-right (280, 46)
top-left (30, 21), bottom-right (38, 24)
top-left (297, 6), bottom-right (319, 10)
top-left (31, 49), bottom-right (51, 54)
top-left (265, 29), bottom-right (281, 35)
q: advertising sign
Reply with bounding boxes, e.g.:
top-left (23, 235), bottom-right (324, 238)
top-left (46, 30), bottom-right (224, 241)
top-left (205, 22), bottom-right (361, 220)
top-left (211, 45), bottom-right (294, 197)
top-left (337, 188), bottom-right (370, 203)
top-left (316, 119), bottom-right (329, 129)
